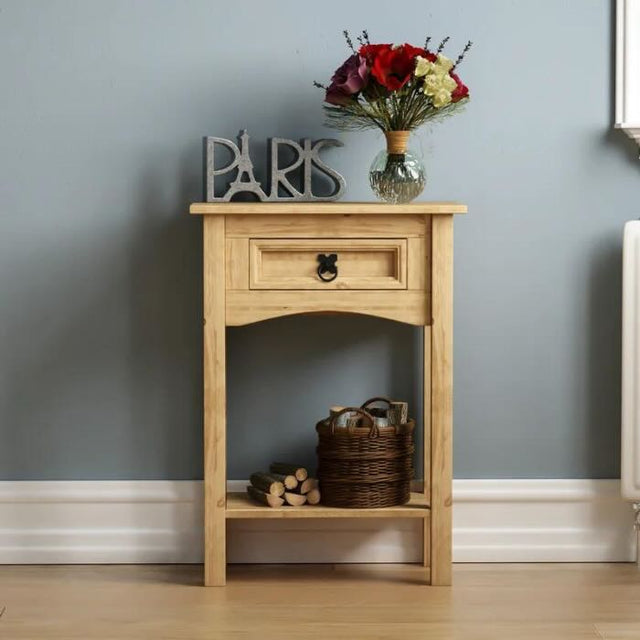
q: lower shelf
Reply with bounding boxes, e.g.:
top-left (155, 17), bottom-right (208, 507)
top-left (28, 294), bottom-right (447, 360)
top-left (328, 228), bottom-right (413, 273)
top-left (225, 492), bottom-right (430, 519)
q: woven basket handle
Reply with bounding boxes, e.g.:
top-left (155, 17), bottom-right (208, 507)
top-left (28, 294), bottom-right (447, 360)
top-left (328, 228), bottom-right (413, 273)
top-left (360, 396), bottom-right (392, 410)
top-left (360, 396), bottom-right (402, 434)
top-left (329, 407), bottom-right (377, 437)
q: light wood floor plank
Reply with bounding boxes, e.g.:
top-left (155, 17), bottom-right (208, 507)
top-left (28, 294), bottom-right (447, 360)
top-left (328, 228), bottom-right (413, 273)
top-left (595, 623), bottom-right (640, 639)
top-left (0, 564), bottom-right (639, 639)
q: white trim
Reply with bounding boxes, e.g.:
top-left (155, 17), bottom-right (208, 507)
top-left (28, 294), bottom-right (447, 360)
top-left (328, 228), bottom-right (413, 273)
top-left (622, 221), bottom-right (640, 501)
top-left (453, 479), bottom-right (635, 562)
top-left (0, 481), bottom-right (204, 564)
top-left (616, 0), bottom-right (640, 145)
top-left (0, 480), bottom-right (634, 564)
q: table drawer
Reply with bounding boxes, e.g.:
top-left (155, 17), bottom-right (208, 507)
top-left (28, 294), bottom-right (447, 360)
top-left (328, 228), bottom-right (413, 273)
top-left (249, 238), bottom-right (407, 290)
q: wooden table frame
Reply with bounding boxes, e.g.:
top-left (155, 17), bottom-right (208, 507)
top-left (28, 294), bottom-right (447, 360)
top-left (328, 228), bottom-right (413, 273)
top-left (189, 201), bottom-right (466, 586)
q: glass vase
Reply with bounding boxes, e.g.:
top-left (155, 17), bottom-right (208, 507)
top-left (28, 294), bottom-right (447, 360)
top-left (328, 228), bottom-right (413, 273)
top-left (369, 131), bottom-right (426, 204)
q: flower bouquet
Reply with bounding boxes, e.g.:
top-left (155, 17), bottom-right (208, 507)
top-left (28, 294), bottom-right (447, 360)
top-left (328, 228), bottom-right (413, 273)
top-left (315, 31), bottom-right (471, 203)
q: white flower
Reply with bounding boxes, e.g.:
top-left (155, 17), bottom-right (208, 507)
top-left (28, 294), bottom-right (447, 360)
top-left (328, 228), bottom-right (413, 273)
top-left (432, 88), bottom-right (452, 108)
top-left (422, 74), bottom-right (441, 96)
top-left (441, 73), bottom-right (457, 92)
top-left (435, 54), bottom-right (454, 73)
top-left (414, 56), bottom-right (433, 78)
top-left (423, 72), bottom-right (456, 96)
top-left (417, 52), bottom-right (457, 107)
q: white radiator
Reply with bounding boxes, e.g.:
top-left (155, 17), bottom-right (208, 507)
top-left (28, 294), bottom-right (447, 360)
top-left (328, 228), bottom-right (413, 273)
top-left (623, 221), bottom-right (640, 504)
top-left (622, 221), bottom-right (640, 563)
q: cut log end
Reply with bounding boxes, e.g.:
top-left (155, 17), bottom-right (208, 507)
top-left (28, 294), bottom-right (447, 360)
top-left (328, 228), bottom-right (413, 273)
top-left (250, 472), bottom-right (285, 497)
top-left (306, 488), bottom-right (321, 505)
top-left (268, 472), bottom-right (298, 490)
top-left (295, 478), bottom-right (319, 495)
top-left (247, 486), bottom-right (284, 508)
top-left (283, 492), bottom-right (307, 507)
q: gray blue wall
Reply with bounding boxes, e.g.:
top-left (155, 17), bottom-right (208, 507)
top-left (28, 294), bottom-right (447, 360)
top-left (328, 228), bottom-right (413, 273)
top-left (0, 0), bottom-right (635, 480)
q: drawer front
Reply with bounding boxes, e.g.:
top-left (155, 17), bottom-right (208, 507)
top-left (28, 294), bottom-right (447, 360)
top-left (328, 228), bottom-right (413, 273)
top-left (249, 238), bottom-right (407, 290)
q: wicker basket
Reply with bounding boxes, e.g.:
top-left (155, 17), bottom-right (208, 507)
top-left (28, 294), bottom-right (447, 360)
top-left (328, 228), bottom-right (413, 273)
top-left (316, 397), bottom-right (415, 508)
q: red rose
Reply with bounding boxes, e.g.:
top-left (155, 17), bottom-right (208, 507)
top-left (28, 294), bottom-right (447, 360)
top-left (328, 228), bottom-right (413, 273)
top-left (359, 43), bottom-right (393, 62)
top-left (450, 72), bottom-right (469, 102)
top-left (360, 43), bottom-right (426, 91)
top-left (403, 43), bottom-right (430, 61)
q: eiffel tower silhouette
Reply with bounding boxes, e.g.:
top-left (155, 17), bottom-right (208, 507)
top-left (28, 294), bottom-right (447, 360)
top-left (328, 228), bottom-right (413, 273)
top-left (223, 130), bottom-right (267, 201)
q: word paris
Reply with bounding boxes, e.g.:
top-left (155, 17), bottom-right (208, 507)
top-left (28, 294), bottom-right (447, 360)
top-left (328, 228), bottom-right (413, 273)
top-left (205, 130), bottom-right (346, 202)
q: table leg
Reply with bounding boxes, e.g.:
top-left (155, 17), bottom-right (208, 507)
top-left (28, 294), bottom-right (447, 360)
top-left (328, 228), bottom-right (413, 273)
top-left (203, 215), bottom-right (227, 586)
top-left (423, 325), bottom-right (432, 573)
top-left (430, 215), bottom-right (453, 586)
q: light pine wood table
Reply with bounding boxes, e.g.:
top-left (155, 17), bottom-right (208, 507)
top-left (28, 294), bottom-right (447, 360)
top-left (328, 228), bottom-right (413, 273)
top-left (189, 202), bottom-right (467, 586)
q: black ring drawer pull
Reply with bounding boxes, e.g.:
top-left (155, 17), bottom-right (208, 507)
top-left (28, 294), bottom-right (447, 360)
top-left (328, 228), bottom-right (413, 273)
top-left (317, 253), bottom-right (338, 282)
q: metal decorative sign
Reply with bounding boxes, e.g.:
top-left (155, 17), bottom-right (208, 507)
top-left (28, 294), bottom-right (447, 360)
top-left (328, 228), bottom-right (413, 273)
top-left (205, 130), bottom-right (345, 202)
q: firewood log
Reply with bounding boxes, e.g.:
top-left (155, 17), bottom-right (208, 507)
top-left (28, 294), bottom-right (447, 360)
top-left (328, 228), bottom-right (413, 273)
top-left (306, 488), bottom-right (321, 505)
top-left (292, 478), bottom-right (318, 495)
top-left (389, 401), bottom-right (409, 425)
top-left (270, 462), bottom-right (308, 482)
top-left (247, 486), bottom-right (284, 508)
top-left (267, 472), bottom-right (298, 490)
top-left (283, 492), bottom-right (306, 506)
top-left (249, 472), bottom-right (285, 497)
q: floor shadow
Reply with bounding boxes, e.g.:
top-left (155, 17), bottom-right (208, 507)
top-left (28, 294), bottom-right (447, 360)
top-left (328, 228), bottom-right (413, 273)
top-left (226, 562), bottom-right (430, 586)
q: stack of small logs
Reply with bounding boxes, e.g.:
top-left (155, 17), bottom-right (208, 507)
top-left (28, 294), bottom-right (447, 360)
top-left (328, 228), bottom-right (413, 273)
top-left (247, 462), bottom-right (321, 508)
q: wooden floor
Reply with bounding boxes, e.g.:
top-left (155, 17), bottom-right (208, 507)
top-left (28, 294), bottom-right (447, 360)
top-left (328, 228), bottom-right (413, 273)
top-left (1, 563), bottom-right (640, 639)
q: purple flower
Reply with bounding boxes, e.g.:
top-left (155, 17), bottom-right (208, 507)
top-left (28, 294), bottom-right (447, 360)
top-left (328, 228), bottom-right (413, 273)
top-left (325, 54), bottom-right (369, 105)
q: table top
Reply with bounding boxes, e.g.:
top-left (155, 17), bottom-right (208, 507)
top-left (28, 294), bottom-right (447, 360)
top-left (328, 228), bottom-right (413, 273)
top-left (189, 202), bottom-right (467, 215)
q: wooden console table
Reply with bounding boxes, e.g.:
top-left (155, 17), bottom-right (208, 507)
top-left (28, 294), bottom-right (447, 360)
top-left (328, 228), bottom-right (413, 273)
top-left (189, 201), bottom-right (466, 586)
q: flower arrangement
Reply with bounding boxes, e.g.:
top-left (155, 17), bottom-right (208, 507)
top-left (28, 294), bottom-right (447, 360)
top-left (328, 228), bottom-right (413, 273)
top-left (314, 31), bottom-right (472, 203)
top-left (315, 31), bottom-right (471, 132)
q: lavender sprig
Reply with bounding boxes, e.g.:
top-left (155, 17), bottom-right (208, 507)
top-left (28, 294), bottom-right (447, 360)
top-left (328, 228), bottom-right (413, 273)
top-left (437, 36), bottom-right (450, 53)
top-left (356, 29), bottom-right (371, 47)
top-left (453, 40), bottom-right (473, 69)
top-left (424, 36), bottom-right (432, 50)
top-left (343, 30), bottom-right (355, 53)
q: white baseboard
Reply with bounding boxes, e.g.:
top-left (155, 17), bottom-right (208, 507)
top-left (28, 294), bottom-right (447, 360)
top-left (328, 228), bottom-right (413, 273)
top-left (0, 481), bottom-right (204, 564)
top-left (0, 480), bottom-right (635, 564)
top-left (453, 479), bottom-right (636, 562)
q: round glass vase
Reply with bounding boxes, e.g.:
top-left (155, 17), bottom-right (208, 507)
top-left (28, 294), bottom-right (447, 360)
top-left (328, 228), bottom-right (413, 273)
top-left (369, 131), bottom-right (426, 204)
